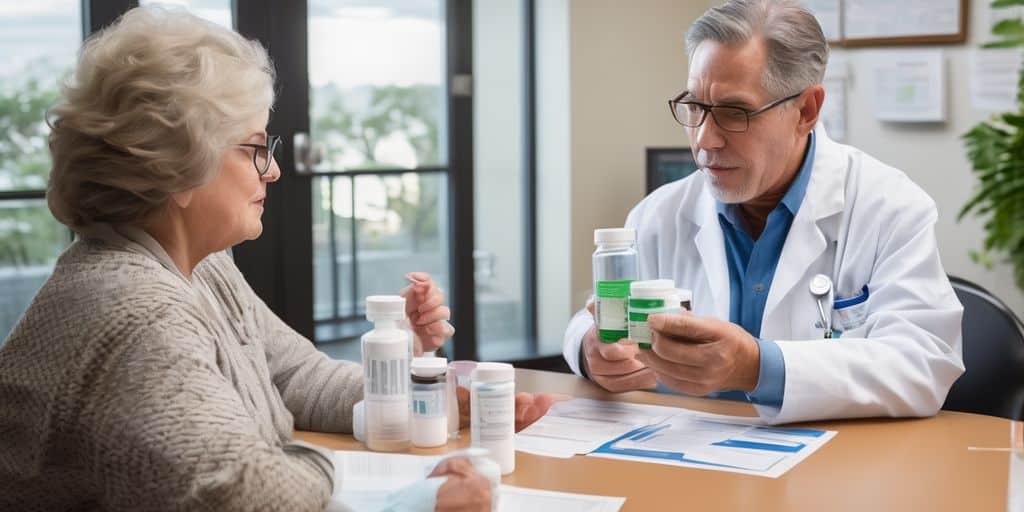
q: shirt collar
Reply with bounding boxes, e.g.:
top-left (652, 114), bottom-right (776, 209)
top-left (716, 130), bottom-right (816, 225)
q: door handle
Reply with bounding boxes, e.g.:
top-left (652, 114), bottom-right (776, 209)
top-left (293, 132), bottom-right (323, 174)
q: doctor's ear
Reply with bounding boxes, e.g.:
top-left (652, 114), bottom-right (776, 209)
top-left (796, 85), bottom-right (825, 134)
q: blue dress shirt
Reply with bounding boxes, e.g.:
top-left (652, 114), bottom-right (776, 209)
top-left (715, 132), bottom-right (816, 408)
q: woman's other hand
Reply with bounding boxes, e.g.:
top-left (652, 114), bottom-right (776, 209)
top-left (430, 456), bottom-right (491, 511)
top-left (400, 272), bottom-right (455, 355)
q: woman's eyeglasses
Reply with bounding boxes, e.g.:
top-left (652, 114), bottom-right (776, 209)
top-left (236, 135), bottom-right (282, 176)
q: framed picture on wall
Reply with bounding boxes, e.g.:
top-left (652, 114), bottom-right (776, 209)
top-left (842, 0), bottom-right (967, 47)
top-left (804, 0), bottom-right (968, 47)
top-left (646, 147), bottom-right (699, 194)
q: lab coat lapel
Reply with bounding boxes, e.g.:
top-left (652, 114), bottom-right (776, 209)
top-left (763, 127), bottom-right (847, 320)
top-left (692, 183), bottom-right (731, 321)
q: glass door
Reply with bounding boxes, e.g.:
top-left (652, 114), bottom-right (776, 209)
top-left (233, 0), bottom-right (549, 363)
top-left (306, 1), bottom-right (451, 360)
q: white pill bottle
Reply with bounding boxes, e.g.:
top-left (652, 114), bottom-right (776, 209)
top-left (361, 295), bottom-right (412, 452)
top-left (411, 356), bottom-right (449, 448)
top-left (470, 362), bottom-right (516, 475)
top-left (628, 279), bottom-right (680, 349)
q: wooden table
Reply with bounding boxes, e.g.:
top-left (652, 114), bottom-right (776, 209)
top-left (297, 369), bottom-right (1017, 511)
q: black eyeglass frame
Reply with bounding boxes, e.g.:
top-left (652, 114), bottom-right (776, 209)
top-left (668, 91), bottom-right (804, 133)
top-left (236, 135), bottom-right (282, 176)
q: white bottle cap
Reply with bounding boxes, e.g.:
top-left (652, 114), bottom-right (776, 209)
top-left (630, 279), bottom-right (676, 297)
top-left (412, 357), bottom-right (448, 377)
top-left (471, 362), bottom-right (514, 383)
top-left (594, 228), bottom-right (635, 245)
top-left (677, 289), bottom-right (693, 302)
top-left (365, 295), bottom-right (406, 321)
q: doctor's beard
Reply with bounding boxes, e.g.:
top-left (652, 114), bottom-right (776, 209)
top-left (697, 150), bottom-right (752, 204)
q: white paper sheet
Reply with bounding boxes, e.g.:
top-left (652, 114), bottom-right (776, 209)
top-left (515, 398), bottom-right (680, 458)
top-left (969, 48), bottom-right (1023, 112)
top-left (514, 398), bottom-right (835, 478)
top-left (869, 50), bottom-right (945, 122)
top-left (588, 415), bottom-right (837, 479)
top-left (1010, 452), bottom-right (1024, 512)
top-left (327, 450), bottom-right (625, 511)
top-left (329, 451), bottom-right (443, 510)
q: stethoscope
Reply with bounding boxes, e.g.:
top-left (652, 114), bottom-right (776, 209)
top-left (807, 177), bottom-right (853, 340)
top-left (809, 274), bottom-right (835, 339)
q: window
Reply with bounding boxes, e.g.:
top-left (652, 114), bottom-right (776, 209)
top-left (138, 0), bottom-right (232, 28)
top-left (473, 0), bottom-right (534, 360)
top-left (308, 0), bottom-right (450, 360)
top-left (0, 1), bottom-right (82, 342)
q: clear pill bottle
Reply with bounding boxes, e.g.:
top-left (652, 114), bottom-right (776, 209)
top-left (593, 228), bottom-right (639, 343)
top-left (446, 360), bottom-right (477, 439)
top-left (361, 295), bottom-right (412, 452)
top-left (470, 362), bottom-right (516, 475)
top-left (628, 279), bottom-right (679, 349)
top-left (411, 357), bottom-right (448, 448)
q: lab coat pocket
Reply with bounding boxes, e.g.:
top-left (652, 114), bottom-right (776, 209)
top-left (833, 285), bottom-right (869, 332)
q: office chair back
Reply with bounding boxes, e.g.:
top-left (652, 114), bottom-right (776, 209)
top-left (943, 276), bottom-right (1024, 420)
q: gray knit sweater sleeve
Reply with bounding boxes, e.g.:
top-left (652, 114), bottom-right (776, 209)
top-left (209, 251), bottom-right (364, 434)
top-left (86, 308), bottom-right (334, 511)
top-left (258, 295), bottom-right (364, 433)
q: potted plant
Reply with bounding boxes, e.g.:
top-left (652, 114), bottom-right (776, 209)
top-left (960, 0), bottom-right (1024, 290)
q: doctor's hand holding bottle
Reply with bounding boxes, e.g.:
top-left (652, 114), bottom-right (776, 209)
top-left (635, 313), bottom-right (761, 395)
top-left (581, 300), bottom-right (658, 393)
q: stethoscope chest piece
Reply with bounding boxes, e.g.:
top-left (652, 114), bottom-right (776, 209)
top-left (809, 274), bottom-right (834, 339)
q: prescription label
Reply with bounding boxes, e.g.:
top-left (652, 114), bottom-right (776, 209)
top-left (628, 297), bottom-right (676, 349)
top-left (596, 279), bottom-right (632, 342)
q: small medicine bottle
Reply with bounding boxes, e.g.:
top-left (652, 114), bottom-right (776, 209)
top-left (411, 357), bottom-right (449, 448)
top-left (470, 362), bottom-right (516, 475)
top-left (628, 279), bottom-right (680, 349)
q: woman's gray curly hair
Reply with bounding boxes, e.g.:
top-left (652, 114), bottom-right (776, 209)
top-left (47, 5), bottom-right (275, 228)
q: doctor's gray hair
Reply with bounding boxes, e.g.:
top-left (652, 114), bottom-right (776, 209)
top-left (685, 0), bottom-right (828, 97)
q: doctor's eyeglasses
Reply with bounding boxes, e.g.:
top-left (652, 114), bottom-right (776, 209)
top-left (668, 91), bottom-right (803, 133)
top-left (235, 135), bottom-right (282, 177)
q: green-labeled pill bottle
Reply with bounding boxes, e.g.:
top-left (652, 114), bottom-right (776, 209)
top-left (629, 279), bottom-right (679, 349)
top-left (593, 228), bottom-right (639, 343)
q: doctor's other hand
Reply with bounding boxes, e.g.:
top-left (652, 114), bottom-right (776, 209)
top-left (400, 272), bottom-right (455, 355)
top-left (636, 313), bottom-right (761, 396)
top-left (581, 301), bottom-right (657, 393)
top-left (429, 456), bottom-right (492, 512)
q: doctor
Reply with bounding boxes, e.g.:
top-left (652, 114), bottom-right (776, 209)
top-left (562, 0), bottom-right (964, 424)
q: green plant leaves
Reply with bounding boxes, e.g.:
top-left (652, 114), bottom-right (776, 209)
top-left (961, 34), bottom-right (1024, 290)
top-left (992, 0), bottom-right (1024, 8)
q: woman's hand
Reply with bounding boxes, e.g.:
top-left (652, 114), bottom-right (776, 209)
top-left (400, 272), bottom-right (455, 355)
top-left (455, 386), bottom-right (565, 432)
top-left (430, 456), bottom-right (492, 512)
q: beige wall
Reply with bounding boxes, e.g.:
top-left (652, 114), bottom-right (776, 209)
top-left (566, 0), bottom-right (715, 310)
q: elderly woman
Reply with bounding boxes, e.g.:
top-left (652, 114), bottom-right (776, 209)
top-left (0, 6), bottom-right (554, 511)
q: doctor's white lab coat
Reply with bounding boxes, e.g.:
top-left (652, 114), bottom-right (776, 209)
top-left (563, 128), bottom-right (965, 425)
